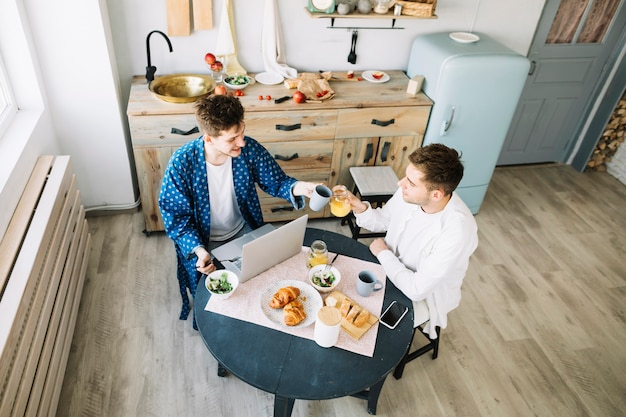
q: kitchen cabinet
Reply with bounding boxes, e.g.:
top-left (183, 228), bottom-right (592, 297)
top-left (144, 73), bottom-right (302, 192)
top-left (127, 71), bottom-right (432, 233)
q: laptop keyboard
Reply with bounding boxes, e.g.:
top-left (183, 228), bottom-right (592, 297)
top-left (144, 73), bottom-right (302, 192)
top-left (231, 257), bottom-right (242, 269)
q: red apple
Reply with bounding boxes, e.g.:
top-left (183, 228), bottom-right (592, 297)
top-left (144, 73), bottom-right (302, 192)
top-left (210, 61), bottom-right (223, 72)
top-left (214, 85), bottom-right (228, 95)
top-left (204, 52), bottom-right (217, 65)
top-left (293, 90), bottom-right (306, 104)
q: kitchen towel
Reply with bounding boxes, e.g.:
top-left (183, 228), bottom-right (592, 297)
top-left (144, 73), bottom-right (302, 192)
top-left (215, 0), bottom-right (247, 75)
top-left (261, 0), bottom-right (297, 79)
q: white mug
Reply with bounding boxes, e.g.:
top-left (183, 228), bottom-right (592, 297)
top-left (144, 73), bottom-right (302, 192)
top-left (309, 185), bottom-right (332, 211)
top-left (314, 306), bottom-right (342, 348)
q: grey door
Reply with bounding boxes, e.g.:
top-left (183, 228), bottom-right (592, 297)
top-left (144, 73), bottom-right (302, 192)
top-left (497, 0), bottom-right (626, 166)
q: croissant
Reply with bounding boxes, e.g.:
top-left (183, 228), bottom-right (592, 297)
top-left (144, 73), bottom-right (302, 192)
top-left (270, 286), bottom-right (300, 309)
top-left (283, 300), bottom-right (307, 326)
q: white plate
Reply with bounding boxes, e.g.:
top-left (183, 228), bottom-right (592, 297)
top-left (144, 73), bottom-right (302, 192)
top-left (449, 32), bottom-right (480, 43)
top-left (362, 71), bottom-right (390, 83)
top-left (255, 72), bottom-right (285, 85)
top-left (260, 280), bottom-right (322, 328)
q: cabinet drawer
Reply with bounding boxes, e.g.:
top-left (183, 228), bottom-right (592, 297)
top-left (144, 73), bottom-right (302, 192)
top-left (245, 110), bottom-right (337, 142)
top-left (129, 114), bottom-right (199, 147)
top-left (264, 140), bottom-right (333, 173)
top-left (335, 106), bottom-right (430, 139)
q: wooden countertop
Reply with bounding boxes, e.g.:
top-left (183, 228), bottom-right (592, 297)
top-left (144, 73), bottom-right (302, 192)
top-left (127, 70), bottom-right (432, 116)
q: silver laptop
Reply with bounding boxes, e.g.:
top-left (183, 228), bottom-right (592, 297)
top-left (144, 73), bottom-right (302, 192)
top-left (211, 215), bottom-right (308, 283)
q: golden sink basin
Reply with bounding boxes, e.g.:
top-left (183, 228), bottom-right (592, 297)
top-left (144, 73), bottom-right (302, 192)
top-left (149, 74), bottom-right (216, 103)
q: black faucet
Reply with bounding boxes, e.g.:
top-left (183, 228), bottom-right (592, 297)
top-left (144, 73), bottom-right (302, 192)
top-left (146, 30), bottom-right (173, 84)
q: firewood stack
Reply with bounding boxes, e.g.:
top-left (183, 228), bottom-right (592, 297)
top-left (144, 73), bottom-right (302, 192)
top-left (586, 91), bottom-right (626, 171)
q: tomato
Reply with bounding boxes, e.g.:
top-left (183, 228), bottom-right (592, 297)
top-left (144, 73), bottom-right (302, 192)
top-left (235, 89), bottom-right (244, 97)
top-left (258, 95), bottom-right (264, 101)
top-left (266, 95), bottom-right (272, 100)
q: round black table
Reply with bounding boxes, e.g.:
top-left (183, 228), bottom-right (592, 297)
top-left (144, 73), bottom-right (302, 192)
top-left (195, 228), bottom-right (414, 416)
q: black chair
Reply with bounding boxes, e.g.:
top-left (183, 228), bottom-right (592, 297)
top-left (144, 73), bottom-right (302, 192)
top-left (393, 298), bottom-right (441, 379)
top-left (342, 166), bottom-right (399, 240)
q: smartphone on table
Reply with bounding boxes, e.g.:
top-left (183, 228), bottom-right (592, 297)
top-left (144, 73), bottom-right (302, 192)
top-left (379, 300), bottom-right (409, 329)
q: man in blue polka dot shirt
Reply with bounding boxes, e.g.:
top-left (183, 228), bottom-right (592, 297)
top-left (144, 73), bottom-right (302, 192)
top-left (159, 94), bottom-right (318, 329)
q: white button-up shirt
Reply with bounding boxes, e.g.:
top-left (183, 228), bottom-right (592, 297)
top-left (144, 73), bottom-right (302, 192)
top-left (355, 189), bottom-right (478, 338)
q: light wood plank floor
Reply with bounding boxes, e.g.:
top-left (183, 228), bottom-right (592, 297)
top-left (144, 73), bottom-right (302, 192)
top-left (56, 164), bottom-right (626, 417)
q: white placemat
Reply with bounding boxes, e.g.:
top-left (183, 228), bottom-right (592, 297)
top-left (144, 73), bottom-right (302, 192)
top-left (205, 247), bottom-right (387, 357)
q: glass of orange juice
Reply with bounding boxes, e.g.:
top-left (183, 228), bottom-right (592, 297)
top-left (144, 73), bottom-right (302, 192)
top-left (307, 240), bottom-right (328, 268)
top-left (330, 185), bottom-right (351, 217)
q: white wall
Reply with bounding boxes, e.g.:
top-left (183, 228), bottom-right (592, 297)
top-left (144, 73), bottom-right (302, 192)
top-left (1, 0), bottom-right (545, 231)
top-left (110, 0), bottom-right (544, 103)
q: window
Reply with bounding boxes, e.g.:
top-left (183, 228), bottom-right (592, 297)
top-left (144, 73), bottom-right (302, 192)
top-left (0, 54), bottom-right (17, 137)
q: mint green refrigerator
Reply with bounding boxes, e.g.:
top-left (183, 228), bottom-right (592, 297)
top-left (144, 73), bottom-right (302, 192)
top-left (407, 32), bottom-right (529, 214)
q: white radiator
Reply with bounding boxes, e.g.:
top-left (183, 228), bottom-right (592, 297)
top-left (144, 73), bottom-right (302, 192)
top-left (0, 156), bottom-right (91, 417)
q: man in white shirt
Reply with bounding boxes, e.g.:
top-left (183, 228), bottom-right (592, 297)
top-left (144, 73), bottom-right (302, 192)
top-left (346, 144), bottom-right (478, 338)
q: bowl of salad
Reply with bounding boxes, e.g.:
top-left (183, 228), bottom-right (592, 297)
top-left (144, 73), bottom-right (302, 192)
top-left (205, 270), bottom-right (239, 300)
top-left (223, 75), bottom-right (251, 90)
top-left (308, 264), bottom-right (341, 293)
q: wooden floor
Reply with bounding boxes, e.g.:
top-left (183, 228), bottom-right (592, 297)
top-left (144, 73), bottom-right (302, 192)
top-left (56, 164), bottom-right (626, 417)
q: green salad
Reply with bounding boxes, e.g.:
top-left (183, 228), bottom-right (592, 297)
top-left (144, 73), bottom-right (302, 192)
top-left (224, 75), bottom-right (249, 85)
top-left (207, 272), bottom-right (233, 294)
top-left (311, 270), bottom-right (336, 288)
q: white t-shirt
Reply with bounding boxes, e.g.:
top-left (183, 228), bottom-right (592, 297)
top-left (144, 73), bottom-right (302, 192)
top-left (206, 158), bottom-right (244, 241)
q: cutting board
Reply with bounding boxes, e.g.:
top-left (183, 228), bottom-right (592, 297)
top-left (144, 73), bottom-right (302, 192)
top-left (166, 0), bottom-right (191, 36)
top-left (326, 291), bottom-right (378, 340)
top-left (192, 0), bottom-right (213, 30)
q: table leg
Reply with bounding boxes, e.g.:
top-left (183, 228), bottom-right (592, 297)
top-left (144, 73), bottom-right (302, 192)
top-left (350, 375), bottom-right (387, 415)
top-left (274, 395), bottom-right (295, 417)
top-left (366, 377), bottom-right (386, 415)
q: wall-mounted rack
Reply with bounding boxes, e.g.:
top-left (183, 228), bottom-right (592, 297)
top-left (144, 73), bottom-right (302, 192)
top-left (306, 8), bottom-right (437, 30)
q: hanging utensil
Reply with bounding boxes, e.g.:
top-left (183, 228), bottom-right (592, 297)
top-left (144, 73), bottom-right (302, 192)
top-left (348, 30), bottom-right (358, 64)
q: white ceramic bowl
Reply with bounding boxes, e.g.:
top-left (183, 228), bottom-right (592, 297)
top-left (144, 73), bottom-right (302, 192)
top-left (308, 265), bottom-right (341, 293)
top-left (223, 75), bottom-right (251, 90)
top-left (205, 270), bottom-right (239, 300)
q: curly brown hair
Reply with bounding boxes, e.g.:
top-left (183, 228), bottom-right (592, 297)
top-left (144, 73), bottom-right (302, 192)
top-left (194, 94), bottom-right (245, 137)
top-left (408, 144), bottom-right (464, 196)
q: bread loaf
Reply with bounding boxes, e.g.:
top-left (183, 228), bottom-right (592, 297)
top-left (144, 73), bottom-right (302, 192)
top-left (353, 308), bottom-right (370, 327)
top-left (270, 286), bottom-right (300, 309)
top-left (339, 296), bottom-right (370, 328)
top-left (283, 300), bottom-right (307, 326)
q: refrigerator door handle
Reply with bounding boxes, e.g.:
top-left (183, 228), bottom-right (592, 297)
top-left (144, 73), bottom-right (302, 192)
top-left (440, 106), bottom-right (455, 136)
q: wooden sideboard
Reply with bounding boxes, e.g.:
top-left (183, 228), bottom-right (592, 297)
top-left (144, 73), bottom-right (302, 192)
top-left (127, 71), bottom-right (432, 233)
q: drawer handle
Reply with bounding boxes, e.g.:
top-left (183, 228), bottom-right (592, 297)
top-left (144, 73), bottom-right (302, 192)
top-left (274, 153), bottom-right (299, 161)
top-left (364, 143), bottom-right (373, 164)
top-left (171, 126), bottom-right (199, 135)
top-left (371, 118), bottom-right (395, 127)
top-left (271, 206), bottom-right (295, 212)
top-left (276, 123), bottom-right (302, 131)
top-left (381, 141), bottom-right (391, 162)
